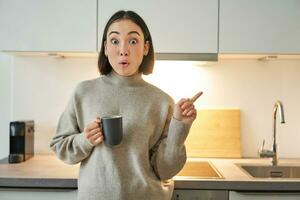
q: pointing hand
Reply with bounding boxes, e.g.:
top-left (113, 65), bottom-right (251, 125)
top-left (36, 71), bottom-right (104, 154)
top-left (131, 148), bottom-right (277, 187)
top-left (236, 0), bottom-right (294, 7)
top-left (173, 92), bottom-right (203, 124)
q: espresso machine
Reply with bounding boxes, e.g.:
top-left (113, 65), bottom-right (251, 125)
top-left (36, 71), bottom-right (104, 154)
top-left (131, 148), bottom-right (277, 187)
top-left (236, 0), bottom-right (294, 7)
top-left (9, 120), bottom-right (34, 163)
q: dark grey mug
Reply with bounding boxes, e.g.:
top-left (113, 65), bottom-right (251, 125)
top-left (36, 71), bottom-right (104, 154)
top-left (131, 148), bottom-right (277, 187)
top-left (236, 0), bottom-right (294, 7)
top-left (101, 115), bottom-right (123, 146)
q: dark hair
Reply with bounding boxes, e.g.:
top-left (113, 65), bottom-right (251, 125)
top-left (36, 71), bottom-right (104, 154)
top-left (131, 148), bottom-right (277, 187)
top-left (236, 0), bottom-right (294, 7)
top-left (98, 10), bottom-right (154, 75)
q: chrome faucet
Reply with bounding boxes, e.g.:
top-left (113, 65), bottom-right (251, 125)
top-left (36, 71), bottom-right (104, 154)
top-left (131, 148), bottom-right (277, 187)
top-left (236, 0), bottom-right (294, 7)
top-left (259, 100), bottom-right (285, 165)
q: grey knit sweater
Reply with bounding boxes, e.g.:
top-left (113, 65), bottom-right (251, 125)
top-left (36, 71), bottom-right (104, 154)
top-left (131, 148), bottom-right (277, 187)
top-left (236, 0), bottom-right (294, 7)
top-left (50, 72), bottom-right (191, 200)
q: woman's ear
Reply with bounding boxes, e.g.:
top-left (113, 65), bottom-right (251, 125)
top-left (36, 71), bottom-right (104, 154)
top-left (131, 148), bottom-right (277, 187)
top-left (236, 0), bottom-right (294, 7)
top-left (144, 41), bottom-right (150, 56)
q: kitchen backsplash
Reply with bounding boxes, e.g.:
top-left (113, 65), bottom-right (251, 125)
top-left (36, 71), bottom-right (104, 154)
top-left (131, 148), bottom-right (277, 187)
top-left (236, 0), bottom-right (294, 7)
top-left (0, 54), bottom-right (299, 158)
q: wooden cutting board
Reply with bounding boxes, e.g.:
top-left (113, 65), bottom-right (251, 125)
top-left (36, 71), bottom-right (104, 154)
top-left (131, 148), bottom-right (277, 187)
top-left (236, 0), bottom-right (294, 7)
top-left (185, 109), bottom-right (241, 158)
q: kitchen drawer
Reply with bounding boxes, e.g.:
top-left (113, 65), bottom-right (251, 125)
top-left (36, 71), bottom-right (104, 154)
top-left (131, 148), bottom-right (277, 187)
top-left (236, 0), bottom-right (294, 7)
top-left (229, 191), bottom-right (300, 200)
top-left (0, 188), bottom-right (77, 200)
top-left (172, 189), bottom-right (229, 200)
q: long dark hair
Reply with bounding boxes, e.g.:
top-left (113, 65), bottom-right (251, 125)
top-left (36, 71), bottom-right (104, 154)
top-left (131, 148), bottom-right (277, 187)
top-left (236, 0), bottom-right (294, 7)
top-left (98, 10), bottom-right (154, 75)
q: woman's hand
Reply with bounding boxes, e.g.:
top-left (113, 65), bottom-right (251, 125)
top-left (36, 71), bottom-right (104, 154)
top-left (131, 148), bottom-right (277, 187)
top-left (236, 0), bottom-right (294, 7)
top-left (84, 117), bottom-right (104, 145)
top-left (173, 92), bottom-right (203, 124)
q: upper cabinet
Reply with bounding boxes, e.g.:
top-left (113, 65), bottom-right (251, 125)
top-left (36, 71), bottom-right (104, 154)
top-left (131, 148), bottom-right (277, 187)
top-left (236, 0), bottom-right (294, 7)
top-left (219, 0), bottom-right (300, 54)
top-left (2, 0), bottom-right (299, 55)
top-left (98, 0), bottom-right (219, 54)
top-left (0, 0), bottom-right (97, 52)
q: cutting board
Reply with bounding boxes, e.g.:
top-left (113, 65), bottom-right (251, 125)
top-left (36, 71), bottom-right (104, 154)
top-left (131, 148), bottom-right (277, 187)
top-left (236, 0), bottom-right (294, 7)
top-left (185, 109), bottom-right (241, 158)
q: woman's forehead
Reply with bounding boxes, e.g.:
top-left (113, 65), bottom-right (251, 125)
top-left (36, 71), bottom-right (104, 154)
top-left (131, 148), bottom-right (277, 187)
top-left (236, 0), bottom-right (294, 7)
top-left (107, 19), bottom-right (144, 37)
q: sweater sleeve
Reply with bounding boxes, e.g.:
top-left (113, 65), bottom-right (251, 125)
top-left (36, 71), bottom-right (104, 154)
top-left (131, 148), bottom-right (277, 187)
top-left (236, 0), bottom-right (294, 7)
top-left (50, 89), bottom-right (94, 165)
top-left (150, 104), bottom-right (191, 180)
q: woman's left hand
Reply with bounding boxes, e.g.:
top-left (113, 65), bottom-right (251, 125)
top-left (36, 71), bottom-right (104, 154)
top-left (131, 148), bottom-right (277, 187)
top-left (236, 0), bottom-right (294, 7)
top-left (173, 92), bottom-right (203, 124)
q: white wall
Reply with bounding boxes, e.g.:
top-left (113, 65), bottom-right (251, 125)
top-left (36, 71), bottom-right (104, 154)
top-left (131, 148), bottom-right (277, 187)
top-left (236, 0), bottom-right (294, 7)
top-left (146, 59), bottom-right (300, 158)
top-left (0, 55), bottom-right (299, 158)
top-left (0, 53), bottom-right (12, 159)
top-left (11, 56), bottom-right (98, 154)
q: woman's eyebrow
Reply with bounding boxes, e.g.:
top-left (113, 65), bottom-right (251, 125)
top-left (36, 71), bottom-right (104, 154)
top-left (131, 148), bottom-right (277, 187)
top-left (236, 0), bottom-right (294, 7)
top-left (128, 31), bottom-right (140, 36)
top-left (108, 31), bottom-right (120, 36)
top-left (108, 30), bottom-right (141, 37)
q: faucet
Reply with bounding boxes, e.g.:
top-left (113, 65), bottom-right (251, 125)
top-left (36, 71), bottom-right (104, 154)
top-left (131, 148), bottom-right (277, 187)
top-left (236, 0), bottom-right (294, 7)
top-left (259, 100), bottom-right (285, 165)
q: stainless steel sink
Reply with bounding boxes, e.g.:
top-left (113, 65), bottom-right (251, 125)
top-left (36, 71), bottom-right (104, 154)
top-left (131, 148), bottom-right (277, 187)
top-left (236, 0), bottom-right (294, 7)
top-left (238, 164), bottom-right (300, 178)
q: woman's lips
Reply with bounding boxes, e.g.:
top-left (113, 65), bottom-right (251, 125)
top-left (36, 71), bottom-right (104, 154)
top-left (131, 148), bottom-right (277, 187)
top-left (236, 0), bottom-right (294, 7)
top-left (119, 61), bottom-right (129, 68)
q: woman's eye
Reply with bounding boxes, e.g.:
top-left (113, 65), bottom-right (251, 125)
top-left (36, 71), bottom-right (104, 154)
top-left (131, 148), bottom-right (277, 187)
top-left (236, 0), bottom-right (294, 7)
top-left (111, 39), bottom-right (119, 45)
top-left (129, 39), bottom-right (137, 45)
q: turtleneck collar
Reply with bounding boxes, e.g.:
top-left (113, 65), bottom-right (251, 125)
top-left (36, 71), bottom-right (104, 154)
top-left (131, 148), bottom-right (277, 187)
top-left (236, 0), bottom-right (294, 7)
top-left (102, 71), bottom-right (147, 87)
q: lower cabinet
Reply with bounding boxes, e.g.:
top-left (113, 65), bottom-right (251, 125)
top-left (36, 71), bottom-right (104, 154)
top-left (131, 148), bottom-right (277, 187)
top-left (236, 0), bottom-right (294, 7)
top-left (2, 188), bottom-right (300, 200)
top-left (172, 190), bottom-right (300, 200)
top-left (229, 191), bottom-right (300, 200)
top-left (0, 188), bottom-right (77, 200)
top-left (172, 190), bottom-right (229, 200)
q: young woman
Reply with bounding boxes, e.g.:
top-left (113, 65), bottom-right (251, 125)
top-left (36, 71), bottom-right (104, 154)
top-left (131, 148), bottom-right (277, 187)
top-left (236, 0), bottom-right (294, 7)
top-left (50, 10), bottom-right (202, 200)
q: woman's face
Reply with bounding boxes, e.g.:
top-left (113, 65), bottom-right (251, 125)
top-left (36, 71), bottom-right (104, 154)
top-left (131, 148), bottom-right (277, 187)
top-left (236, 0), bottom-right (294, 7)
top-left (105, 19), bottom-right (149, 77)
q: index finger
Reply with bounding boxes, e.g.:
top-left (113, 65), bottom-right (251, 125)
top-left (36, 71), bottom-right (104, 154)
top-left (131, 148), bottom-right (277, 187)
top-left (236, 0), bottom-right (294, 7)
top-left (94, 117), bottom-right (101, 123)
top-left (190, 91), bottom-right (203, 103)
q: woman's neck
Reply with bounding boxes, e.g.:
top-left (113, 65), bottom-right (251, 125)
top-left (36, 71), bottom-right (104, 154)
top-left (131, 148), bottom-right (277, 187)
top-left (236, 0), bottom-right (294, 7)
top-left (104, 71), bottom-right (146, 87)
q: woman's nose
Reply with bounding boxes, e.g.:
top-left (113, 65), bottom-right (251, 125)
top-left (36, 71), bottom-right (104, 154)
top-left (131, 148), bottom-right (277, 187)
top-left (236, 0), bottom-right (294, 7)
top-left (119, 42), bottom-right (129, 56)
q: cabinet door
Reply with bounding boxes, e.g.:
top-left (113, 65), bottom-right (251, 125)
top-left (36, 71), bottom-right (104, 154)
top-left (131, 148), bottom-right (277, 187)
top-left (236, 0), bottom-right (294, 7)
top-left (229, 191), bottom-right (300, 200)
top-left (219, 0), bottom-right (300, 54)
top-left (0, 0), bottom-right (97, 52)
top-left (0, 189), bottom-right (77, 200)
top-left (98, 0), bottom-right (218, 53)
top-left (172, 190), bottom-right (228, 200)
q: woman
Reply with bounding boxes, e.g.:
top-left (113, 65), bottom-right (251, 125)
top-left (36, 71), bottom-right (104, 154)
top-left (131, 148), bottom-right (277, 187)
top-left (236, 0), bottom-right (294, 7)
top-left (50, 10), bottom-right (202, 200)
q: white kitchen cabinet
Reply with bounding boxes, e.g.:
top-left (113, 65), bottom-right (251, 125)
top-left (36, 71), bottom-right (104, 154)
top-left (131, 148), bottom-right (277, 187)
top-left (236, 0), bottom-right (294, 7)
top-left (98, 0), bottom-right (218, 54)
top-left (0, 0), bottom-right (97, 52)
top-left (229, 191), bottom-right (300, 200)
top-left (0, 189), bottom-right (77, 200)
top-left (219, 0), bottom-right (300, 54)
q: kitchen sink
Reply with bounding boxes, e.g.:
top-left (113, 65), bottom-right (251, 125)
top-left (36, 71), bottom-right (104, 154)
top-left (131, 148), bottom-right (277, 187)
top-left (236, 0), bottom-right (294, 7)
top-left (176, 161), bottom-right (223, 179)
top-left (238, 164), bottom-right (300, 178)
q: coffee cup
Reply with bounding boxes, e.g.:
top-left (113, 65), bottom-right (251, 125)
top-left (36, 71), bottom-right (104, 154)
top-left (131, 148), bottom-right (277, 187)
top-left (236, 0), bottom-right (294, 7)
top-left (101, 115), bottom-right (123, 146)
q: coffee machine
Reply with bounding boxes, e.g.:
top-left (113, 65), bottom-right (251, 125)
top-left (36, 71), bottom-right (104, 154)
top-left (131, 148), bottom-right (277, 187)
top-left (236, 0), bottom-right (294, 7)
top-left (9, 120), bottom-right (34, 163)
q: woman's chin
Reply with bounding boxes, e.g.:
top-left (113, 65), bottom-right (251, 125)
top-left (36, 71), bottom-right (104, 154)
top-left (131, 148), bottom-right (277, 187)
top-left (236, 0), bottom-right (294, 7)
top-left (113, 69), bottom-right (138, 77)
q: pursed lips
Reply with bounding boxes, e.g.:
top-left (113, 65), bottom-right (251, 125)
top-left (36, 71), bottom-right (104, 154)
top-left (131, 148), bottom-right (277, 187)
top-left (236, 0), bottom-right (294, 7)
top-left (119, 60), bottom-right (129, 67)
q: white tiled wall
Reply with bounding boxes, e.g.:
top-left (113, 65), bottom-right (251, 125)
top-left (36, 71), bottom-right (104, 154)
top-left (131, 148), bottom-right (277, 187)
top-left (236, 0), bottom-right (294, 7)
top-left (0, 55), bottom-right (299, 158)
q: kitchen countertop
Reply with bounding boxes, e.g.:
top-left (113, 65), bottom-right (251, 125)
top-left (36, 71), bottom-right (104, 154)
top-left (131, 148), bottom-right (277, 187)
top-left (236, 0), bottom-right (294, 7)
top-left (0, 155), bottom-right (300, 191)
top-left (0, 155), bottom-right (78, 189)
